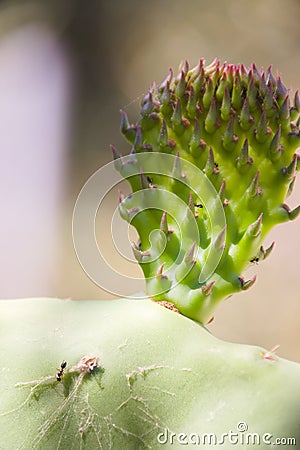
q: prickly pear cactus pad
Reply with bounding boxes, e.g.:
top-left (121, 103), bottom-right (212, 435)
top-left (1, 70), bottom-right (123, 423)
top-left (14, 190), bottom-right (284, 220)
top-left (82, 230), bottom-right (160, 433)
top-left (113, 59), bottom-right (300, 324)
top-left (1, 298), bottom-right (300, 449)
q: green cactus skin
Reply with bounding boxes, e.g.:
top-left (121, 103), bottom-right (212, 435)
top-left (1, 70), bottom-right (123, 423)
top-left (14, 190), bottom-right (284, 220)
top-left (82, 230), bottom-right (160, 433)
top-left (1, 60), bottom-right (299, 450)
top-left (0, 298), bottom-right (299, 449)
top-left (113, 59), bottom-right (300, 324)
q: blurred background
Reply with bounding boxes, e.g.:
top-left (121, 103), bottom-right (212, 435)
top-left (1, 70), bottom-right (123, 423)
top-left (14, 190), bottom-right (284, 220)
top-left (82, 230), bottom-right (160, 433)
top-left (0, 0), bottom-right (299, 360)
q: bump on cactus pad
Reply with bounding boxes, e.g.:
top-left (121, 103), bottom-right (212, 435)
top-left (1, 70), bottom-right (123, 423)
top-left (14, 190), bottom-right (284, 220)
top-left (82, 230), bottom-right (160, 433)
top-left (112, 59), bottom-right (299, 324)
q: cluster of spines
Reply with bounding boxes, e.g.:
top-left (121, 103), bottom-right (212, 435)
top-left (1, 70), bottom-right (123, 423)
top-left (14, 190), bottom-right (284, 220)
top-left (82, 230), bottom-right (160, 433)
top-left (119, 60), bottom-right (299, 218)
top-left (112, 59), bottom-right (299, 324)
top-left (121, 60), bottom-right (299, 144)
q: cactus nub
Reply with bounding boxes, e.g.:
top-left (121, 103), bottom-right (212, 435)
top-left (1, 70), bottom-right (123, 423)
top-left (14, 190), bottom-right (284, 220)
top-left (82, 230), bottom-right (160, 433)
top-left (160, 211), bottom-right (169, 235)
top-left (115, 60), bottom-right (299, 324)
top-left (239, 274), bottom-right (257, 291)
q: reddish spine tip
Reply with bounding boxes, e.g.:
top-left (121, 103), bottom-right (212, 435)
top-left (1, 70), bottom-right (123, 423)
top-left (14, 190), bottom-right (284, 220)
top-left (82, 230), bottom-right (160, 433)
top-left (201, 281), bottom-right (216, 296)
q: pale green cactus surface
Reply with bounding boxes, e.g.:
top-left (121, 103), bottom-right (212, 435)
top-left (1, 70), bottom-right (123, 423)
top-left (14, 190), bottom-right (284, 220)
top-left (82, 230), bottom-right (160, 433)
top-left (0, 298), bottom-right (300, 449)
top-left (113, 59), bottom-right (300, 324)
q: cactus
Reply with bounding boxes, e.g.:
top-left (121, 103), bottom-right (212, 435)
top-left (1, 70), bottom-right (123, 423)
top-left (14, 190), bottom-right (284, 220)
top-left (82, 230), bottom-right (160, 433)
top-left (1, 298), bottom-right (300, 449)
top-left (0, 60), bottom-right (299, 449)
top-left (113, 59), bottom-right (299, 324)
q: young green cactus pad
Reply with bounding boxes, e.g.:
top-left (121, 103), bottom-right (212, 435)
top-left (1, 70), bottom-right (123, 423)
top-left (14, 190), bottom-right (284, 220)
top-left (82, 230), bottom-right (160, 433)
top-left (113, 59), bottom-right (300, 324)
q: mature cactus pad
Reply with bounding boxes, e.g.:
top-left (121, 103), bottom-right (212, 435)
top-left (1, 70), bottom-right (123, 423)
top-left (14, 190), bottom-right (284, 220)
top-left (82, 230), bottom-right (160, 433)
top-left (113, 59), bottom-right (300, 324)
top-left (1, 298), bottom-right (300, 449)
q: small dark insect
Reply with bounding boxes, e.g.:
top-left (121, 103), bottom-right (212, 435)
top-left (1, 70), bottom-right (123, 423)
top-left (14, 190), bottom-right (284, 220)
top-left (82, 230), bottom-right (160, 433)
top-left (147, 176), bottom-right (153, 184)
top-left (214, 162), bottom-right (219, 168)
top-left (56, 360), bottom-right (67, 381)
top-left (194, 203), bottom-right (203, 208)
top-left (250, 257), bottom-right (259, 264)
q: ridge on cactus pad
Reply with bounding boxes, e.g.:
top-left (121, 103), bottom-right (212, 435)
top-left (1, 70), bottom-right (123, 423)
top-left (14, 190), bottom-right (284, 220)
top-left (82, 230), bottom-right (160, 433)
top-left (112, 59), bottom-right (300, 324)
